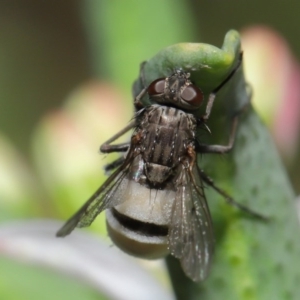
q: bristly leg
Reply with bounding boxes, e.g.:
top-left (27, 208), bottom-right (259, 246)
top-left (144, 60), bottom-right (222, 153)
top-left (201, 52), bottom-right (243, 122)
top-left (199, 169), bottom-right (268, 221)
top-left (196, 116), bottom-right (238, 154)
top-left (104, 157), bottom-right (125, 174)
top-left (100, 121), bottom-right (135, 153)
top-left (134, 61), bottom-right (148, 110)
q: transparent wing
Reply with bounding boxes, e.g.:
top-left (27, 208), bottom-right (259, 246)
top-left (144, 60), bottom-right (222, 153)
top-left (56, 150), bottom-right (136, 237)
top-left (168, 164), bottom-right (214, 282)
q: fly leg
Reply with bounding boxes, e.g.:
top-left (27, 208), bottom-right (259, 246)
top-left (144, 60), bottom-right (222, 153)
top-left (100, 121), bottom-right (135, 172)
top-left (100, 120), bottom-right (135, 154)
top-left (199, 169), bottom-right (268, 221)
top-left (134, 61), bottom-right (148, 110)
top-left (198, 52), bottom-right (247, 153)
top-left (197, 84), bottom-right (252, 154)
top-left (196, 115), bottom-right (238, 154)
top-left (134, 88), bottom-right (147, 110)
top-left (104, 156), bottom-right (125, 173)
top-left (202, 52), bottom-right (243, 122)
top-left (196, 71), bottom-right (267, 220)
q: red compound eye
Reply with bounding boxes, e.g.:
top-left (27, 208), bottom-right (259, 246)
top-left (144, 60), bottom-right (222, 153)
top-left (181, 85), bottom-right (203, 106)
top-left (147, 78), bottom-right (165, 95)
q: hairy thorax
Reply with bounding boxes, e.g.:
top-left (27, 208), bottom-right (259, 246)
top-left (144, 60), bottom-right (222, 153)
top-left (137, 105), bottom-right (197, 185)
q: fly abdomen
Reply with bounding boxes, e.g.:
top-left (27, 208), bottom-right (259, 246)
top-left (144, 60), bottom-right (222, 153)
top-left (110, 207), bottom-right (168, 237)
top-left (105, 176), bottom-right (175, 259)
top-left (106, 209), bottom-right (169, 259)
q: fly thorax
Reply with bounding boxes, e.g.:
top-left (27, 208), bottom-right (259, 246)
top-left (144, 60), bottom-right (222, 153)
top-left (139, 106), bottom-right (196, 170)
top-left (144, 162), bottom-right (172, 185)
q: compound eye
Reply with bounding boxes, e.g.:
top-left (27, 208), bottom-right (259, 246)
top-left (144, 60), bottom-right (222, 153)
top-left (181, 85), bottom-right (203, 106)
top-left (147, 78), bottom-right (165, 96)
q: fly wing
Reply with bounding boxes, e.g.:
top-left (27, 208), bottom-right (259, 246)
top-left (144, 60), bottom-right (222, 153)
top-left (56, 151), bottom-right (136, 237)
top-left (168, 164), bottom-right (214, 282)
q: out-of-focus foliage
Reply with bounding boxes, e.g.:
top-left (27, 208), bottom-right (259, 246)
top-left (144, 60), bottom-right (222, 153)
top-left (0, 1), bottom-right (196, 299)
top-left (0, 220), bottom-right (172, 300)
top-left (0, 257), bottom-right (104, 300)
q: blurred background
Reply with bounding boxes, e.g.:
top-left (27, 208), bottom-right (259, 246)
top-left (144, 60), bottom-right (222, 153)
top-left (0, 1), bottom-right (300, 299)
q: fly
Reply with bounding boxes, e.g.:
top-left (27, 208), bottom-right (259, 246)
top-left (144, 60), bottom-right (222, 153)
top-left (56, 52), bottom-right (266, 282)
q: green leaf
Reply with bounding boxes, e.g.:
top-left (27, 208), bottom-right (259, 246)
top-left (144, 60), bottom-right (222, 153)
top-left (133, 30), bottom-right (248, 120)
top-left (136, 30), bottom-right (240, 91)
top-left (135, 30), bottom-right (300, 299)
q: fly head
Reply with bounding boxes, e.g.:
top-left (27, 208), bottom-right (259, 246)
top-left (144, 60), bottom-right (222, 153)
top-left (147, 69), bottom-right (204, 111)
